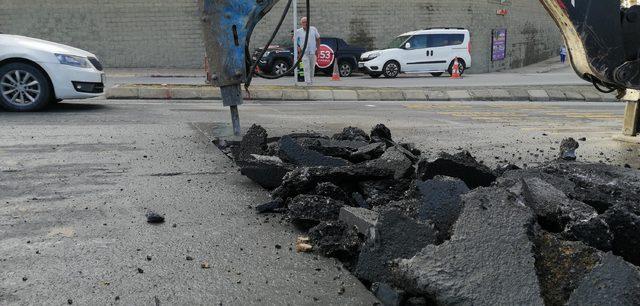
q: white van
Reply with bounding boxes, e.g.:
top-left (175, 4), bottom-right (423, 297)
top-left (358, 28), bottom-right (471, 78)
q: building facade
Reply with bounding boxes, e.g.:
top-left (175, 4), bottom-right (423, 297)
top-left (0, 0), bottom-right (562, 73)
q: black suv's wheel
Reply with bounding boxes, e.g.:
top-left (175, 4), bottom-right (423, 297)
top-left (447, 59), bottom-right (466, 76)
top-left (431, 72), bottom-right (444, 77)
top-left (272, 59), bottom-right (290, 76)
top-left (339, 61), bottom-right (353, 77)
top-left (383, 61), bottom-right (400, 78)
top-left (0, 63), bottom-right (52, 111)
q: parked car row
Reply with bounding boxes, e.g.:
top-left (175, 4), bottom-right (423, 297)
top-left (253, 27), bottom-right (472, 79)
top-left (252, 37), bottom-right (366, 78)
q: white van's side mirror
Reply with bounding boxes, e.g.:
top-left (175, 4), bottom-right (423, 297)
top-left (404, 42), bottom-right (411, 49)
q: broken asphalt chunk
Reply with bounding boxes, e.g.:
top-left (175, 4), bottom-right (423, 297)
top-left (332, 126), bottom-right (370, 142)
top-left (370, 124), bottom-right (392, 142)
top-left (498, 161), bottom-right (640, 214)
top-left (338, 206), bottom-right (379, 236)
top-left (349, 142), bottom-right (386, 163)
top-left (255, 199), bottom-right (285, 214)
top-left (237, 155), bottom-right (294, 190)
top-left (145, 211), bottom-right (165, 224)
top-left (230, 124), bottom-right (268, 161)
top-left (358, 179), bottom-right (412, 208)
top-left (364, 146), bottom-right (415, 180)
top-left (286, 195), bottom-right (344, 227)
top-left (271, 165), bottom-right (395, 201)
top-left (417, 151), bottom-right (496, 189)
top-left (308, 221), bottom-right (362, 261)
top-left (559, 137), bottom-right (579, 161)
top-left (563, 217), bottom-right (613, 251)
top-left (396, 187), bottom-right (543, 305)
top-left (278, 135), bottom-right (350, 167)
top-left (603, 201), bottom-right (640, 266)
top-left (414, 176), bottom-right (469, 240)
top-left (299, 138), bottom-right (369, 159)
top-left (314, 182), bottom-right (349, 203)
top-left (567, 253), bottom-right (640, 305)
top-left (355, 208), bottom-right (438, 284)
top-left (521, 177), bottom-right (597, 233)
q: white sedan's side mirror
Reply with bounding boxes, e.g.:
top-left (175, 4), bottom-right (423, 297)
top-left (404, 42), bottom-right (411, 49)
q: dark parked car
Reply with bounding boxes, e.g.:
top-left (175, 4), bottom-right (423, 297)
top-left (253, 37), bottom-right (366, 77)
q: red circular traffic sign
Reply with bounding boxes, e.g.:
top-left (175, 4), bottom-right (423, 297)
top-left (315, 44), bottom-right (335, 69)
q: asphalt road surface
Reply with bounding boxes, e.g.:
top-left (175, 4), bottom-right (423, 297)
top-left (1, 98), bottom-right (639, 305)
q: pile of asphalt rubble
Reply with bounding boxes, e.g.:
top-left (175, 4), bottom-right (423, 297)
top-left (219, 124), bottom-right (640, 306)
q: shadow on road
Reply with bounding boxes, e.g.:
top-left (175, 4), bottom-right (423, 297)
top-left (49, 102), bottom-right (108, 112)
top-left (0, 102), bottom-right (108, 113)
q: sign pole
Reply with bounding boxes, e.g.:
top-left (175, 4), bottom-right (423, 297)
top-left (293, 0), bottom-right (298, 86)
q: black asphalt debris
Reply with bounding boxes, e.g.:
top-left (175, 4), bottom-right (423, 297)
top-left (417, 151), bottom-right (497, 188)
top-left (332, 126), bottom-right (370, 142)
top-left (145, 211), bottom-right (165, 224)
top-left (224, 124), bottom-right (640, 305)
top-left (559, 137), bottom-right (580, 160)
top-left (255, 199), bottom-right (285, 214)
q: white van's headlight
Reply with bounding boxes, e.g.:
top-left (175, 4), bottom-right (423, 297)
top-left (55, 54), bottom-right (91, 68)
top-left (365, 52), bottom-right (380, 60)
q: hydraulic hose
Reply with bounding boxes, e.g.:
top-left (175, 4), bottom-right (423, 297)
top-left (245, 0), bottom-right (310, 88)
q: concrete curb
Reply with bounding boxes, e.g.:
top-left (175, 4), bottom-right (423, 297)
top-left (106, 84), bottom-right (618, 102)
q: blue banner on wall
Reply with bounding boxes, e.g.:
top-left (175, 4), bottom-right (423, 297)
top-left (492, 28), bottom-right (507, 61)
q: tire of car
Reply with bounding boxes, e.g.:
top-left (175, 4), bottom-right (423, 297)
top-left (0, 62), bottom-right (52, 112)
top-left (370, 73), bottom-right (382, 78)
top-left (272, 59), bottom-right (290, 76)
top-left (338, 61), bottom-right (353, 77)
top-left (447, 59), bottom-right (466, 76)
top-left (383, 61), bottom-right (400, 78)
top-left (431, 72), bottom-right (444, 77)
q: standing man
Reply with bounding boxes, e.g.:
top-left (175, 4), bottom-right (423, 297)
top-left (295, 17), bottom-right (321, 86)
top-left (560, 45), bottom-right (568, 64)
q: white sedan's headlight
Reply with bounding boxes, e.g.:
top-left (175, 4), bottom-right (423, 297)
top-left (55, 54), bottom-right (91, 68)
top-left (365, 52), bottom-right (380, 60)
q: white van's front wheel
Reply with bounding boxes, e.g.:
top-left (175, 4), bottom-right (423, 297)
top-left (447, 59), bottom-right (466, 76)
top-left (383, 61), bottom-right (400, 78)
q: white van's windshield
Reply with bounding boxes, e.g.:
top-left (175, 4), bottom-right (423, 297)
top-left (386, 35), bottom-right (411, 49)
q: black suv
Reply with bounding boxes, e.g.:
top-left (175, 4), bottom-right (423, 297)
top-left (253, 37), bottom-right (366, 77)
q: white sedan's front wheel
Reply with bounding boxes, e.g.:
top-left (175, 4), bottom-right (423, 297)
top-left (0, 63), bottom-right (52, 111)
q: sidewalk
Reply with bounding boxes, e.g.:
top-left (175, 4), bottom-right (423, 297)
top-left (105, 58), bottom-right (618, 102)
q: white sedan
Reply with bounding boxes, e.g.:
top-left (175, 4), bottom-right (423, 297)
top-left (0, 34), bottom-right (105, 111)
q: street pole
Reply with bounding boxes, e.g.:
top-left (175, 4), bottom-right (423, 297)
top-left (293, 0), bottom-right (298, 86)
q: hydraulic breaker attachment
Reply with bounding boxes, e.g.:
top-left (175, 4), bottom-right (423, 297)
top-left (199, 0), bottom-right (280, 136)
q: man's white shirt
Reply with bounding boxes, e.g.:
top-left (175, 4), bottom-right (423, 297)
top-left (295, 26), bottom-right (320, 55)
